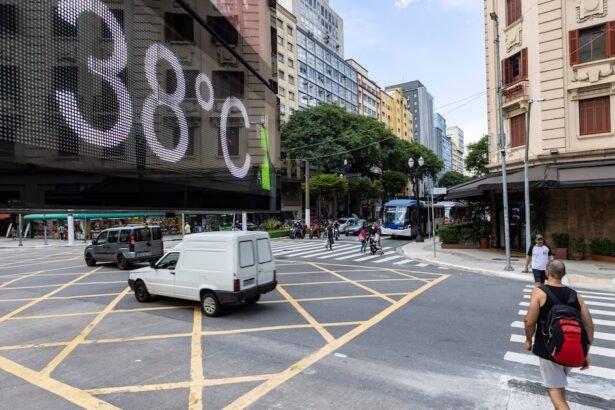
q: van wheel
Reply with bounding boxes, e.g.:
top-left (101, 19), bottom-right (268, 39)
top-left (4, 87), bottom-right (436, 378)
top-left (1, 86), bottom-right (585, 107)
top-left (201, 292), bottom-right (221, 317)
top-left (85, 254), bottom-right (96, 267)
top-left (134, 281), bottom-right (151, 303)
top-left (117, 254), bottom-right (128, 270)
top-left (245, 295), bottom-right (260, 304)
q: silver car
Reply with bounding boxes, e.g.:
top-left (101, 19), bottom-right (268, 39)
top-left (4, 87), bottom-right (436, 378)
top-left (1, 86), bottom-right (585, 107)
top-left (338, 217), bottom-right (357, 233)
top-left (84, 225), bottom-right (164, 270)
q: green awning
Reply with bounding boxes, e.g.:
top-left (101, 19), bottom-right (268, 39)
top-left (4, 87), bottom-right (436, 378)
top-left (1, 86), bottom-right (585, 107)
top-left (24, 212), bottom-right (165, 221)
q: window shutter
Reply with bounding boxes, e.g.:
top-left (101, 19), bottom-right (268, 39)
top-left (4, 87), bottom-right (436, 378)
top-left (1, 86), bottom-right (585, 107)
top-left (607, 21), bottom-right (615, 58)
top-left (569, 30), bottom-right (579, 65)
top-left (521, 48), bottom-right (528, 78)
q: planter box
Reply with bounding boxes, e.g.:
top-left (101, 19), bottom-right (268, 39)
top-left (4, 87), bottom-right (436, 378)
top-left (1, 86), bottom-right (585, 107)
top-left (554, 247), bottom-right (568, 260)
top-left (441, 243), bottom-right (480, 249)
top-left (591, 254), bottom-right (615, 263)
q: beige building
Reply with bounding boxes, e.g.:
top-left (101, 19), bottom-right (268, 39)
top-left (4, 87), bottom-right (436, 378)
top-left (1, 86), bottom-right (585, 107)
top-left (447, 126), bottom-right (465, 174)
top-left (380, 88), bottom-right (413, 142)
top-left (346, 59), bottom-right (380, 120)
top-left (451, 0), bottom-right (615, 251)
top-left (276, 3), bottom-right (299, 125)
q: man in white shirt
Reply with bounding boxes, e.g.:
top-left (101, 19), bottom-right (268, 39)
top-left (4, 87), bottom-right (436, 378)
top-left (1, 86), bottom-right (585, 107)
top-left (524, 234), bottom-right (554, 286)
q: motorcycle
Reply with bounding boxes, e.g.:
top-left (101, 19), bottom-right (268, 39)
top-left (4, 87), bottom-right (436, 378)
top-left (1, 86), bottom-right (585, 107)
top-left (334, 226), bottom-right (340, 241)
top-left (309, 225), bottom-right (320, 239)
top-left (290, 225), bottom-right (304, 239)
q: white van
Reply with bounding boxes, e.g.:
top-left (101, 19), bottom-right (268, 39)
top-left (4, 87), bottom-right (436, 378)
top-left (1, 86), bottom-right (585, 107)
top-left (128, 232), bottom-right (277, 317)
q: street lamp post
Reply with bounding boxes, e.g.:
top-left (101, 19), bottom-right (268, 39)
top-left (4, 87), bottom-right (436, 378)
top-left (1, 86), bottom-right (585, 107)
top-left (490, 11), bottom-right (514, 271)
top-left (408, 156), bottom-right (425, 243)
top-left (524, 98), bottom-right (545, 253)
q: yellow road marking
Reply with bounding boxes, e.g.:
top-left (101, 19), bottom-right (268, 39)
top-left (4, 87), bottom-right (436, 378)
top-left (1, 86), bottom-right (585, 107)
top-left (0, 256), bottom-right (81, 270)
top-left (189, 307), bottom-right (204, 410)
top-left (41, 287), bottom-right (131, 376)
top-left (0, 280), bottom-right (125, 291)
top-left (0, 271), bottom-right (44, 288)
top-left (0, 263), bottom-right (87, 279)
top-left (277, 268), bottom-right (378, 276)
top-left (224, 273), bottom-right (450, 409)
top-left (0, 267), bottom-right (103, 324)
top-left (0, 355), bottom-right (119, 409)
top-left (276, 285), bottom-right (335, 343)
top-left (7, 305), bottom-right (193, 321)
top-left (281, 280), bottom-right (346, 287)
top-left (260, 292), bottom-right (409, 304)
top-left (86, 374), bottom-right (277, 395)
top-left (385, 269), bottom-right (430, 283)
top-left (0, 292), bottom-right (121, 303)
top-left (281, 259), bottom-right (444, 276)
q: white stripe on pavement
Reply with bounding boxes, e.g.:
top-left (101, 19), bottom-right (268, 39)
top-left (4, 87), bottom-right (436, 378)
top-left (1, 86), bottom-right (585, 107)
top-left (524, 285), bottom-right (615, 298)
top-left (393, 259), bottom-right (414, 265)
top-left (283, 244), bottom-right (351, 258)
top-left (516, 310), bottom-right (615, 327)
top-left (354, 251), bottom-right (395, 262)
top-left (415, 263), bottom-right (429, 267)
top-left (522, 294), bottom-right (615, 308)
top-left (318, 245), bottom-right (364, 259)
top-left (510, 321), bottom-right (615, 341)
top-left (373, 255), bottom-right (404, 264)
top-left (519, 302), bottom-right (615, 317)
top-left (335, 247), bottom-right (392, 261)
top-left (504, 351), bottom-right (615, 381)
top-left (308, 245), bottom-right (359, 259)
top-left (438, 267), bottom-right (450, 270)
top-left (522, 288), bottom-right (615, 302)
top-left (509, 334), bottom-right (615, 358)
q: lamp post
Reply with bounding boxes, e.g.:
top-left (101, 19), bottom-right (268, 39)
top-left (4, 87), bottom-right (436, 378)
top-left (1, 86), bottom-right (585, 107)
top-left (408, 156), bottom-right (425, 243)
top-left (490, 11), bottom-right (514, 271)
top-left (524, 98), bottom-right (545, 253)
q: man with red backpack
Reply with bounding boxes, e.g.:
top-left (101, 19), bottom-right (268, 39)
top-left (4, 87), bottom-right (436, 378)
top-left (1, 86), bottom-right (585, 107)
top-left (524, 260), bottom-right (594, 409)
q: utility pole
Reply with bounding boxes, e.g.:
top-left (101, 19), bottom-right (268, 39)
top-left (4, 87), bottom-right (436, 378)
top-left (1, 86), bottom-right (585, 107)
top-left (524, 98), bottom-right (544, 253)
top-left (305, 160), bottom-right (310, 228)
top-left (490, 11), bottom-right (513, 271)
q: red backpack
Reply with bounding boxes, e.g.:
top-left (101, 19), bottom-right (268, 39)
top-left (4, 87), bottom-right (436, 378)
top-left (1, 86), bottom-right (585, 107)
top-left (540, 285), bottom-right (589, 367)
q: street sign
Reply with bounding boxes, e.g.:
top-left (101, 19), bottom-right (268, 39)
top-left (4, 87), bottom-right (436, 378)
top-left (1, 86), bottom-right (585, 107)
top-left (432, 187), bottom-right (447, 195)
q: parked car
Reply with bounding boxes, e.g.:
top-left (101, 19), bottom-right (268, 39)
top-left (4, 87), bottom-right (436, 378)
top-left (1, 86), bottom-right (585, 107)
top-left (345, 219), bottom-right (366, 236)
top-left (338, 217), bottom-right (357, 233)
top-left (84, 225), bottom-right (164, 270)
top-left (128, 232), bottom-right (277, 317)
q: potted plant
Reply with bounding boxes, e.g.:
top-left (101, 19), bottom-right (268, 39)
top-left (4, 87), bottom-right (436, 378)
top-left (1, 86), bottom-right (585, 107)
top-left (479, 221), bottom-right (490, 249)
top-left (571, 237), bottom-right (585, 261)
top-left (551, 232), bottom-right (569, 260)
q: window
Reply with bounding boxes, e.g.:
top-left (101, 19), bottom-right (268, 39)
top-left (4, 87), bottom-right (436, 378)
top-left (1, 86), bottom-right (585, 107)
top-left (279, 86), bottom-right (285, 96)
top-left (107, 230), bottom-right (119, 243)
top-left (119, 230), bottom-right (131, 243)
top-left (287, 42), bottom-right (294, 53)
top-left (0, 4), bottom-right (18, 36)
top-left (289, 91), bottom-right (295, 101)
top-left (218, 127), bottom-right (239, 156)
top-left (288, 58), bottom-right (294, 69)
top-left (506, 0), bottom-right (522, 26)
top-left (288, 75), bottom-right (295, 85)
top-left (207, 16), bottom-right (239, 46)
top-left (277, 35), bottom-right (284, 45)
top-left (152, 228), bottom-right (162, 240)
top-left (239, 241), bottom-right (255, 267)
top-left (570, 22), bottom-right (615, 65)
top-left (0, 66), bottom-right (19, 98)
top-left (287, 26), bottom-right (293, 35)
top-left (95, 231), bottom-right (108, 245)
top-left (510, 113), bottom-right (526, 147)
top-left (157, 252), bottom-right (180, 269)
top-left (277, 18), bottom-right (283, 28)
top-left (278, 69), bottom-right (285, 80)
top-left (57, 126), bottom-right (79, 156)
top-left (502, 49), bottom-right (527, 85)
top-left (135, 228), bottom-right (151, 242)
top-left (256, 239), bottom-right (272, 263)
top-left (212, 71), bottom-right (244, 99)
top-left (167, 69), bottom-right (199, 99)
top-left (53, 7), bottom-right (77, 37)
top-left (579, 96), bottom-right (611, 135)
top-left (165, 13), bottom-right (194, 42)
top-left (172, 124), bottom-right (196, 157)
top-left (102, 9), bottom-right (124, 38)
top-left (278, 52), bottom-right (285, 63)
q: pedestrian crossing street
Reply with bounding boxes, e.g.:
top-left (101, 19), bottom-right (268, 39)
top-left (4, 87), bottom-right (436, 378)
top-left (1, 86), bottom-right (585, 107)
top-left (270, 238), bottom-right (437, 268)
top-left (504, 284), bottom-right (615, 395)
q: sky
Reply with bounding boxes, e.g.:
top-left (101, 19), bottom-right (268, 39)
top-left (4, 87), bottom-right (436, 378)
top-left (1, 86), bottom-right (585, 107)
top-left (330, 0), bottom-right (487, 145)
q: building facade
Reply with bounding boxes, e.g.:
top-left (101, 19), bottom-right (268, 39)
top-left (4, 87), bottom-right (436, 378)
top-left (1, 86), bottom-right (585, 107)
top-left (441, 134), bottom-right (453, 173)
top-left (386, 80), bottom-right (436, 152)
top-left (347, 59), bottom-right (380, 120)
top-left (276, 3), bottom-right (299, 125)
top-left (434, 113), bottom-right (446, 159)
top-left (450, 0), bottom-right (615, 251)
top-left (447, 126), bottom-right (465, 174)
top-left (379, 89), bottom-right (413, 141)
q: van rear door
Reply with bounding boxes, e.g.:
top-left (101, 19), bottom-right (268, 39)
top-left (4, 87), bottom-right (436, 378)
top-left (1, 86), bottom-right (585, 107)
top-left (237, 240), bottom-right (257, 290)
top-left (255, 238), bottom-right (275, 284)
top-left (151, 227), bottom-right (163, 257)
top-left (134, 227), bottom-right (152, 258)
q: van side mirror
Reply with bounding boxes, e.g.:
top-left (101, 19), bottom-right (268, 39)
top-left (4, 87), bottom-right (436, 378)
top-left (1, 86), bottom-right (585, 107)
top-left (149, 260), bottom-right (156, 268)
top-left (168, 264), bottom-right (176, 271)
top-left (92, 239), bottom-right (97, 245)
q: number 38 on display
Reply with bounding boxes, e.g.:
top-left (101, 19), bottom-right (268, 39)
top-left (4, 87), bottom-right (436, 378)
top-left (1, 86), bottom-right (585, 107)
top-left (56, 0), bottom-right (252, 179)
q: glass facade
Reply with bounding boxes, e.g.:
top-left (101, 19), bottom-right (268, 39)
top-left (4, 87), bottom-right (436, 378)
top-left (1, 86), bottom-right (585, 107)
top-left (0, 0), bottom-right (279, 212)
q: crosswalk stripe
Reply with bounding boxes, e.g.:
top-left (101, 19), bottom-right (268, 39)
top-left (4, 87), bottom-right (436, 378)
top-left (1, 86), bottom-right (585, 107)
top-left (522, 288), bottom-right (615, 302)
top-left (438, 267), bottom-right (449, 270)
top-left (354, 251), bottom-right (395, 262)
top-left (317, 245), bottom-right (363, 259)
top-left (272, 243), bottom-right (324, 255)
top-left (524, 285), bottom-right (615, 298)
top-left (282, 245), bottom-right (348, 258)
top-left (373, 255), bottom-right (404, 264)
top-left (516, 310), bottom-right (615, 328)
top-left (334, 247), bottom-right (393, 261)
top-left (504, 351), bottom-right (615, 381)
top-left (520, 302), bottom-right (615, 318)
top-left (307, 245), bottom-right (358, 259)
top-left (510, 321), bottom-right (615, 341)
top-left (415, 263), bottom-right (429, 267)
top-left (522, 294), bottom-right (615, 308)
top-left (393, 260), bottom-right (413, 265)
top-left (509, 334), bottom-right (615, 358)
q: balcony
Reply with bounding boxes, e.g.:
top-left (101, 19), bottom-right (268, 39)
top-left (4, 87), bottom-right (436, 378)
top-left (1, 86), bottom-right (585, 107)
top-left (502, 80), bottom-right (529, 109)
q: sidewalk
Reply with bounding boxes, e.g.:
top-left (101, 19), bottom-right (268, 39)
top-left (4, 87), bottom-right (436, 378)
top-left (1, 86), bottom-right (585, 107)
top-left (401, 238), bottom-right (615, 292)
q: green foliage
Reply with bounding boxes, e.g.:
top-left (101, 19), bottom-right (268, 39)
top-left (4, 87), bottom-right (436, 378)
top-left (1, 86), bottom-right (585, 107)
top-left (551, 232), bottom-right (570, 248)
top-left (309, 174), bottom-right (348, 198)
top-left (263, 217), bottom-right (280, 231)
top-left (369, 180), bottom-right (384, 199)
top-left (572, 237), bottom-right (585, 253)
top-left (266, 229), bottom-right (290, 239)
top-left (381, 171), bottom-right (408, 196)
top-left (348, 176), bottom-right (373, 199)
top-left (465, 135), bottom-right (489, 177)
top-left (590, 238), bottom-right (615, 256)
top-left (438, 222), bottom-right (480, 244)
top-left (438, 171), bottom-right (470, 188)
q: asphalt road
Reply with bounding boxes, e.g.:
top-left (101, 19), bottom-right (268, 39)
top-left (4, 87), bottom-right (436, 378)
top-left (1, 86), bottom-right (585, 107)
top-left (0, 238), bottom-right (613, 409)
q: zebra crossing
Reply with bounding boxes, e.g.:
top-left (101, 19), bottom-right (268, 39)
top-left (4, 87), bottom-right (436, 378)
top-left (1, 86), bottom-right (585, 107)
top-left (270, 238), bottom-right (430, 267)
top-left (504, 284), bottom-right (615, 398)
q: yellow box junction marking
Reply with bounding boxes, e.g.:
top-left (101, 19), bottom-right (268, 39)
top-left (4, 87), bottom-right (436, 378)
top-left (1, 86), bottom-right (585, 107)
top-left (276, 285), bottom-right (335, 343)
top-left (189, 307), bottom-right (204, 410)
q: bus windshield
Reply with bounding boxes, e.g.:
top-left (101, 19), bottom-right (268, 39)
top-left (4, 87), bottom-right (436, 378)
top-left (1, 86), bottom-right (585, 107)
top-left (384, 206), bottom-right (408, 225)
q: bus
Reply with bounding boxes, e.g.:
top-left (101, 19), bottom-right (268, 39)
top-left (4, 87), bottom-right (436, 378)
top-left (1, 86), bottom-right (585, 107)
top-left (381, 199), bottom-right (446, 238)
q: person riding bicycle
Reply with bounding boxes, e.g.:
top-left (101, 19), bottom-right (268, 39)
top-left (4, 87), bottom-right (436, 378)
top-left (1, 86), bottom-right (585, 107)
top-left (333, 220), bottom-right (340, 240)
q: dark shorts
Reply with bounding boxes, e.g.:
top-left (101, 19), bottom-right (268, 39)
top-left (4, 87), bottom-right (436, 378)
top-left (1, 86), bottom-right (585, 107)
top-left (532, 269), bottom-right (546, 283)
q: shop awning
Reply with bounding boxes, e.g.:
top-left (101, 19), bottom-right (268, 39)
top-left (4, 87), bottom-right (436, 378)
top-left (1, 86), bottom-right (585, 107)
top-left (447, 160), bottom-right (615, 199)
top-left (24, 212), bottom-right (165, 221)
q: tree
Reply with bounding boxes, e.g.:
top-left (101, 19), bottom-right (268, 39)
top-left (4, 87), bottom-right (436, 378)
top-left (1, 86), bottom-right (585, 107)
top-left (309, 174), bottom-right (348, 218)
top-left (465, 135), bottom-right (489, 177)
top-left (380, 171), bottom-right (408, 215)
top-left (439, 171), bottom-right (470, 188)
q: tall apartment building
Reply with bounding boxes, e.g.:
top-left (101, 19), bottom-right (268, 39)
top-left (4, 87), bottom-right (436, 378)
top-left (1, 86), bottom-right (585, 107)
top-left (386, 80), bottom-right (436, 152)
top-left (347, 59), bottom-right (380, 120)
top-left (450, 0), bottom-right (615, 250)
top-left (434, 113), bottom-right (446, 159)
top-left (379, 89), bottom-right (413, 141)
top-left (446, 126), bottom-right (465, 174)
top-left (276, 3), bottom-right (299, 124)
top-left (441, 134), bottom-right (453, 173)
